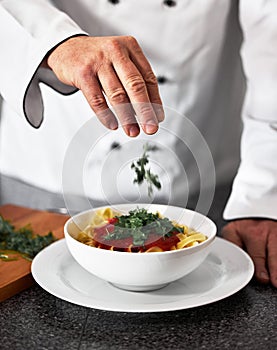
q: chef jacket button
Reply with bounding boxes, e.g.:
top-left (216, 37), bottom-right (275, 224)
top-left (163, 0), bottom-right (177, 7)
top-left (157, 76), bottom-right (168, 84)
top-left (108, 0), bottom-right (120, 4)
top-left (110, 141), bottom-right (121, 150)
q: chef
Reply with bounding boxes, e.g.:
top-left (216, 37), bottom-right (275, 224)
top-left (0, 0), bottom-right (276, 287)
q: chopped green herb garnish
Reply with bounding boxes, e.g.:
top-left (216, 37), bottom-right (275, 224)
top-left (104, 208), bottom-right (182, 246)
top-left (0, 215), bottom-right (56, 261)
top-left (131, 143), bottom-right (161, 197)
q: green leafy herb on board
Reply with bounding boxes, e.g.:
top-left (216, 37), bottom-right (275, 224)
top-left (131, 143), bottom-right (161, 197)
top-left (0, 215), bottom-right (56, 261)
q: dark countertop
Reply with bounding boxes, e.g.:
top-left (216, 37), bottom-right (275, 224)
top-left (1, 183), bottom-right (276, 350)
top-left (1, 281), bottom-right (276, 350)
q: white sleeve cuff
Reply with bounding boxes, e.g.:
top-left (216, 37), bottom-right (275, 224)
top-left (0, 3), bottom-right (88, 127)
top-left (223, 116), bottom-right (277, 221)
top-left (23, 33), bottom-right (86, 128)
top-left (224, 191), bottom-right (277, 220)
top-left (23, 30), bottom-right (88, 128)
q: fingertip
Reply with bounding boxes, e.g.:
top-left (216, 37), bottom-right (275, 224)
top-left (127, 124), bottom-right (140, 137)
top-left (95, 108), bottom-right (118, 130)
top-left (109, 121), bottom-right (118, 130)
top-left (144, 124), bottom-right (158, 135)
top-left (255, 270), bottom-right (270, 285)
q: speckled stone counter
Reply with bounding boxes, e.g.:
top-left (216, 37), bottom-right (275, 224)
top-left (1, 281), bottom-right (276, 350)
top-left (0, 183), bottom-right (276, 350)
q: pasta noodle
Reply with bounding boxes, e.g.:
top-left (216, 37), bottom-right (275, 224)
top-left (77, 208), bottom-right (207, 252)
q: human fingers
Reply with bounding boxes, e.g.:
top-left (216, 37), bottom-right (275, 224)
top-left (80, 73), bottom-right (118, 130)
top-left (112, 43), bottom-right (159, 134)
top-left (242, 223), bottom-right (270, 284)
top-left (114, 59), bottom-right (159, 134)
top-left (128, 43), bottom-right (164, 122)
top-left (46, 35), bottom-right (161, 134)
top-left (98, 64), bottom-right (140, 137)
top-left (267, 227), bottom-right (277, 288)
top-left (221, 223), bottom-right (244, 249)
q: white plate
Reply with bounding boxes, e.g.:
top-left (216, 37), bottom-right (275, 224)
top-left (31, 238), bottom-right (254, 313)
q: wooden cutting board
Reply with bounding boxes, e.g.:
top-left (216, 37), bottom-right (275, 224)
top-left (0, 204), bottom-right (69, 302)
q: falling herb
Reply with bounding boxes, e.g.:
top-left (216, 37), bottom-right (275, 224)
top-left (0, 215), bottom-right (56, 261)
top-left (104, 208), bottom-right (182, 246)
top-left (131, 143), bottom-right (161, 197)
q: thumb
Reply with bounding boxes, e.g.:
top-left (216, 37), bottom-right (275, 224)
top-left (221, 222), bottom-right (244, 249)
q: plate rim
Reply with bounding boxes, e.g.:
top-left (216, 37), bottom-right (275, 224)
top-left (31, 237), bottom-right (254, 313)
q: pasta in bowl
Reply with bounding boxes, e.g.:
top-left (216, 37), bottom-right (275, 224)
top-left (64, 204), bottom-right (217, 291)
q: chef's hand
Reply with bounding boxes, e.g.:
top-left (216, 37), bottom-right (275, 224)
top-left (222, 219), bottom-right (277, 288)
top-left (46, 36), bottom-right (164, 137)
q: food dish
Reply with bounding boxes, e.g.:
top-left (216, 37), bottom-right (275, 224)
top-left (64, 204), bottom-right (216, 291)
top-left (77, 207), bottom-right (207, 252)
top-left (31, 237), bottom-right (254, 313)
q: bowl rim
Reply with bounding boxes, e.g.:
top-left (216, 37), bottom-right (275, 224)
top-left (64, 203), bottom-right (217, 256)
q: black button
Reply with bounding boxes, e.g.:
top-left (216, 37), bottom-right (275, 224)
top-left (108, 0), bottom-right (120, 4)
top-left (163, 0), bottom-right (177, 7)
top-left (110, 142), bottom-right (121, 150)
top-left (157, 76), bottom-right (168, 84)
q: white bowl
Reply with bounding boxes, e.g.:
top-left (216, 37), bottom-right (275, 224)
top-left (64, 204), bottom-right (217, 291)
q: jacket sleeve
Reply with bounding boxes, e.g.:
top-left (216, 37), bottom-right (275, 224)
top-left (224, 0), bottom-right (277, 220)
top-left (0, 0), bottom-right (88, 127)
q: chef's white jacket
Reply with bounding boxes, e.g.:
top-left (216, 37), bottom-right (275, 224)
top-left (0, 0), bottom-right (276, 219)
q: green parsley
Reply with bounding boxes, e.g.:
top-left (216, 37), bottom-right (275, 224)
top-left (104, 208), bottom-right (182, 246)
top-left (0, 215), bottom-right (56, 261)
top-left (131, 143), bottom-right (161, 197)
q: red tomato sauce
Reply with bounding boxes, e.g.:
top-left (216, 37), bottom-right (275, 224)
top-left (93, 223), bottom-right (180, 252)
